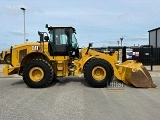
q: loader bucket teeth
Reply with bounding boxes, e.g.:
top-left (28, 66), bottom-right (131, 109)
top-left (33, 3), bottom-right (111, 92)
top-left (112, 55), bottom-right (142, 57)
top-left (130, 66), bottom-right (157, 88)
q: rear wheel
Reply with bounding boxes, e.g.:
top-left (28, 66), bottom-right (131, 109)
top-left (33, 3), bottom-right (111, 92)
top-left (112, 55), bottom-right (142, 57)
top-left (23, 59), bottom-right (54, 88)
top-left (84, 58), bottom-right (114, 88)
top-left (4, 55), bottom-right (10, 64)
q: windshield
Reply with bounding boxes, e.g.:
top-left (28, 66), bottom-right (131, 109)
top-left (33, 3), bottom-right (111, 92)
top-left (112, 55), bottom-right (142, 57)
top-left (49, 28), bottom-right (78, 49)
top-left (72, 33), bottom-right (78, 49)
top-left (49, 29), bottom-right (68, 45)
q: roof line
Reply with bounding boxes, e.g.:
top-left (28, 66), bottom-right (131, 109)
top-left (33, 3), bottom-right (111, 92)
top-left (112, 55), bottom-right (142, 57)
top-left (148, 27), bottom-right (160, 32)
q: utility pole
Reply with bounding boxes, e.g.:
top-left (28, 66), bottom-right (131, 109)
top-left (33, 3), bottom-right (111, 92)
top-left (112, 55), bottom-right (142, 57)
top-left (20, 7), bottom-right (26, 43)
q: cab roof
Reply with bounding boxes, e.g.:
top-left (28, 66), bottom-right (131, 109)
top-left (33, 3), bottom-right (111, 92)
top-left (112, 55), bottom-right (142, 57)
top-left (47, 26), bottom-right (75, 30)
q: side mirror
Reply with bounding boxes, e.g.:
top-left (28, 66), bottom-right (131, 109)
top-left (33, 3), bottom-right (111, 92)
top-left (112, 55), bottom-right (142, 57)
top-left (45, 24), bottom-right (48, 28)
top-left (44, 36), bottom-right (49, 41)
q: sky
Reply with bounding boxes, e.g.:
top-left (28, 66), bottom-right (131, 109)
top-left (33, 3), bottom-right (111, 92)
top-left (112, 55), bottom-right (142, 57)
top-left (0, 0), bottom-right (160, 51)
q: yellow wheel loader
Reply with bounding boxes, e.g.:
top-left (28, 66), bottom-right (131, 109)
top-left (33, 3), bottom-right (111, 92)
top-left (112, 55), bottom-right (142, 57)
top-left (3, 25), bottom-right (157, 88)
top-left (0, 49), bottom-right (10, 64)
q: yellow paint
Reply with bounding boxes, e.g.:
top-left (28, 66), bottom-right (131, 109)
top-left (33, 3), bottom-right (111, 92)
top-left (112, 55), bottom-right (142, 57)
top-left (0, 49), bottom-right (10, 61)
top-left (92, 66), bottom-right (106, 81)
top-left (29, 67), bottom-right (44, 82)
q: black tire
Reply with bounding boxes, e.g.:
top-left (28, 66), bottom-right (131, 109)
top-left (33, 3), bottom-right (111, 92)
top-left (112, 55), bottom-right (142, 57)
top-left (23, 59), bottom-right (54, 88)
top-left (4, 55), bottom-right (10, 64)
top-left (84, 58), bottom-right (114, 88)
top-left (52, 74), bottom-right (59, 82)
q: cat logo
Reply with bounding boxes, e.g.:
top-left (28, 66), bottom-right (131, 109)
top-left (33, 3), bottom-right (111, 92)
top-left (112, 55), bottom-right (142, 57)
top-left (32, 46), bottom-right (39, 51)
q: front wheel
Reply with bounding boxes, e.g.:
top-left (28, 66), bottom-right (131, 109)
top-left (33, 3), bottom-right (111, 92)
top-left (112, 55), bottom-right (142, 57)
top-left (84, 58), bottom-right (114, 88)
top-left (23, 59), bottom-right (54, 88)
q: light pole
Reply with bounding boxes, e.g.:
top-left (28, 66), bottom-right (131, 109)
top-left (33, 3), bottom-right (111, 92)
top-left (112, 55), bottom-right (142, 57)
top-left (20, 7), bottom-right (26, 43)
top-left (120, 37), bottom-right (123, 46)
top-left (117, 41), bottom-right (119, 46)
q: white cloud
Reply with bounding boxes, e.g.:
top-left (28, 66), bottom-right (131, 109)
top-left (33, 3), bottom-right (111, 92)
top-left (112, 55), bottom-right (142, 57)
top-left (10, 31), bottom-right (23, 35)
top-left (10, 31), bottom-right (27, 35)
top-left (125, 34), bottom-right (149, 41)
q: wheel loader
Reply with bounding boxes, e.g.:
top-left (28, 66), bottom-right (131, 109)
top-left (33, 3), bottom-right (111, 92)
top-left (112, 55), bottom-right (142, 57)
top-left (3, 24), bottom-right (157, 88)
top-left (0, 49), bottom-right (10, 64)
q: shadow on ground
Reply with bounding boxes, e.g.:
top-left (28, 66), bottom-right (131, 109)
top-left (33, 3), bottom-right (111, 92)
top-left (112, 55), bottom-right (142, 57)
top-left (11, 79), bottom-right (24, 85)
top-left (9, 76), bottom-right (143, 89)
top-left (55, 77), bottom-right (89, 87)
top-left (10, 77), bottom-right (89, 88)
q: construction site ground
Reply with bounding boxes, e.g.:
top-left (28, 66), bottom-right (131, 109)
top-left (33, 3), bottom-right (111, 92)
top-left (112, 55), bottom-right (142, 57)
top-left (0, 64), bottom-right (160, 120)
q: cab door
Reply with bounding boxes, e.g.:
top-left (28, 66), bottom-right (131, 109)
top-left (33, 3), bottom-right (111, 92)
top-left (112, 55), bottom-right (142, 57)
top-left (48, 28), bottom-right (69, 56)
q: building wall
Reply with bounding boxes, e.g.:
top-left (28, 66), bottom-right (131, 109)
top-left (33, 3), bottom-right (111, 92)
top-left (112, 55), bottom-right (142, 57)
top-left (157, 29), bottom-right (160, 47)
top-left (149, 31), bottom-right (156, 47)
top-left (149, 27), bottom-right (160, 48)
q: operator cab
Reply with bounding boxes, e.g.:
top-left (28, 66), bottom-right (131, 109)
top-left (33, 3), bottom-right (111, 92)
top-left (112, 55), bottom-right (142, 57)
top-left (45, 25), bottom-right (79, 57)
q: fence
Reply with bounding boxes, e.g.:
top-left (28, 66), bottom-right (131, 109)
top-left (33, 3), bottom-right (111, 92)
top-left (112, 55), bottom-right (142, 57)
top-left (92, 46), bottom-right (160, 65)
top-left (124, 46), bottom-right (160, 65)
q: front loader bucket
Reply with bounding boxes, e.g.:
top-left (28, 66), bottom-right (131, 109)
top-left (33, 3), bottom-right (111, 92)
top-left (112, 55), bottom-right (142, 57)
top-left (117, 60), bottom-right (157, 88)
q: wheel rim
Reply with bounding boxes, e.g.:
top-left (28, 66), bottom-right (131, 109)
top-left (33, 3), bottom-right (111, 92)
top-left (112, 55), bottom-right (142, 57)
top-left (29, 67), bottom-right (44, 82)
top-left (92, 66), bottom-right (106, 81)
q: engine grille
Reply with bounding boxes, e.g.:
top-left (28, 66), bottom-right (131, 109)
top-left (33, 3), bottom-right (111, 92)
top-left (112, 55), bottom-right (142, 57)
top-left (19, 49), bottom-right (27, 63)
